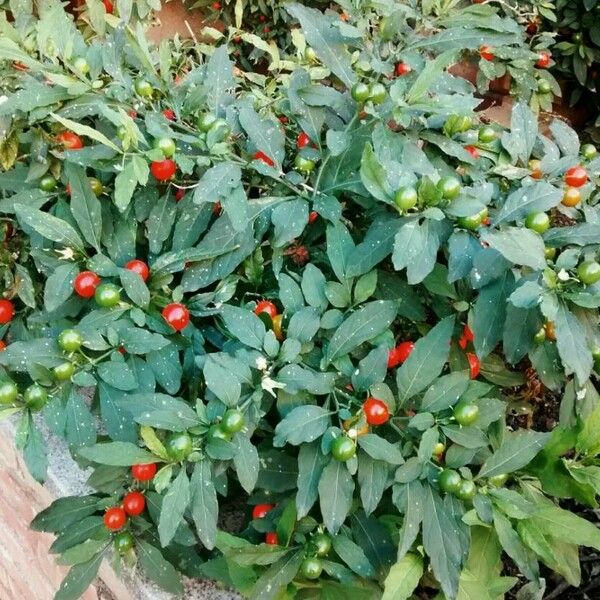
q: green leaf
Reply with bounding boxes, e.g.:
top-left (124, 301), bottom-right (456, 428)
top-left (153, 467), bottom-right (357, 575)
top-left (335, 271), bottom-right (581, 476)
top-left (205, 45), bottom-right (235, 114)
top-left (31, 496), bottom-right (98, 533)
top-left (296, 442), bottom-right (329, 518)
top-left (396, 316), bottom-right (455, 404)
top-left (98, 382), bottom-right (137, 443)
top-left (358, 434), bottom-right (404, 465)
top-left (357, 453), bottom-right (387, 515)
top-left (249, 550), bottom-right (304, 600)
top-left (543, 223), bottom-right (600, 247)
top-left (137, 540), bottom-right (183, 595)
top-left (239, 103), bottom-right (285, 169)
top-left (65, 163), bottom-right (102, 252)
top-left (554, 301), bottom-right (593, 383)
top-left (65, 391), bottom-right (97, 448)
top-left (271, 199), bottom-right (308, 247)
top-left (528, 505), bottom-right (600, 550)
top-left (493, 182), bottom-right (563, 226)
top-left (395, 480), bottom-right (425, 559)
top-left (57, 539), bottom-right (108, 566)
top-left (190, 461), bottom-right (219, 549)
top-left (326, 301), bottom-right (397, 364)
top-left (54, 552), bottom-right (104, 600)
top-left (15, 205), bottom-right (84, 251)
top-left (382, 553), bottom-right (424, 600)
top-left (501, 102), bottom-right (538, 164)
top-left (473, 272), bottom-right (515, 359)
top-left (493, 509), bottom-right (539, 581)
top-left (119, 327), bottom-right (170, 355)
top-left (274, 406), bottom-right (331, 447)
top-left (393, 219), bottom-right (443, 284)
top-left (158, 467), bottom-right (190, 547)
top-left (352, 345), bottom-right (388, 392)
top-left (192, 162), bottom-right (241, 207)
top-left (422, 486), bottom-right (467, 599)
top-left (78, 442), bottom-right (158, 466)
top-left (406, 50), bottom-right (457, 103)
top-left (147, 192), bottom-right (176, 255)
top-left (232, 435), bottom-right (259, 494)
top-left (480, 228), bottom-right (546, 270)
top-left (44, 264), bottom-right (78, 312)
top-left (120, 269), bottom-right (150, 308)
top-left (479, 431), bottom-right (550, 478)
top-left (319, 460), bottom-right (355, 534)
top-left (203, 356), bottom-right (241, 407)
top-left (360, 143), bottom-right (392, 203)
top-left (97, 360), bottom-right (137, 391)
top-left (23, 416), bottom-right (48, 483)
top-left (420, 371), bottom-right (470, 412)
top-left (286, 4), bottom-right (356, 88)
top-left (220, 305), bottom-right (266, 350)
top-left (287, 307), bottom-right (320, 343)
top-left (331, 534), bottom-right (375, 579)
top-left (51, 113), bottom-right (121, 153)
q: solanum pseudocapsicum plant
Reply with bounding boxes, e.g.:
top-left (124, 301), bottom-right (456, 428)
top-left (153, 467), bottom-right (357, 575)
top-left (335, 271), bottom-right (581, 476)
top-left (1, 1), bottom-right (600, 599)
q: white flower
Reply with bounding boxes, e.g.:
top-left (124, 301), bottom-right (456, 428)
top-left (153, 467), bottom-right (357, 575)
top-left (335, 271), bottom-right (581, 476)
top-left (56, 247), bottom-right (75, 260)
top-left (557, 269), bottom-right (570, 282)
top-left (261, 376), bottom-right (285, 397)
top-left (255, 356), bottom-right (268, 371)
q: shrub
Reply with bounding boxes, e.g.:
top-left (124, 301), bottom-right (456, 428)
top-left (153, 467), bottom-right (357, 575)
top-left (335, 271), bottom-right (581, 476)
top-left (1, 2), bottom-right (600, 600)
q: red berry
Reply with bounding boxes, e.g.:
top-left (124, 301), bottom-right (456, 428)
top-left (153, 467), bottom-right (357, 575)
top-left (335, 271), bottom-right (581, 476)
top-left (465, 145), bottom-right (480, 159)
top-left (103, 0), bottom-right (114, 13)
top-left (265, 532), bottom-right (279, 545)
top-left (479, 45), bottom-right (494, 61)
top-left (0, 299), bottom-right (14, 324)
top-left (175, 188), bottom-right (185, 202)
top-left (278, 115), bottom-right (288, 124)
top-left (565, 166), bottom-right (588, 188)
top-left (125, 259), bottom-right (149, 282)
top-left (252, 504), bottom-right (275, 519)
top-left (162, 108), bottom-right (176, 121)
top-left (151, 159), bottom-right (176, 181)
top-left (0, 340), bottom-right (5, 351)
top-left (254, 151), bottom-right (275, 167)
top-left (73, 271), bottom-right (100, 299)
top-left (65, 184), bottom-right (71, 196)
top-left (458, 325), bottom-right (474, 350)
top-left (56, 131), bottom-right (83, 150)
top-left (254, 300), bottom-right (278, 320)
top-left (212, 1), bottom-right (221, 9)
top-left (128, 110), bottom-right (137, 119)
top-left (212, 201), bottom-right (222, 216)
top-left (395, 62), bottom-right (412, 76)
top-left (363, 397), bottom-right (390, 426)
top-left (297, 132), bottom-right (311, 149)
top-left (536, 51), bottom-right (551, 69)
top-left (526, 20), bottom-right (539, 35)
top-left (308, 211), bottom-right (318, 224)
top-left (259, 14), bottom-right (266, 22)
top-left (123, 491), bottom-right (145, 516)
top-left (467, 352), bottom-right (480, 379)
top-left (104, 507), bottom-right (126, 530)
top-left (131, 463), bottom-right (157, 481)
top-left (387, 341), bottom-right (415, 368)
top-left (162, 303), bottom-right (190, 331)
top-left (118, 346), bottom-right (126, 355)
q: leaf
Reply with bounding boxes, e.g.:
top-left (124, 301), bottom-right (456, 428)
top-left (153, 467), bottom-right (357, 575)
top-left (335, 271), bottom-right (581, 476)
top-left (271, 199), bottom-right (308, 247)
top-left (97, 361), bottom-right (137, 391)
top-left (319, 460), bottom-right (355, 534)
top-left (493, 510), bottom-right (539, 582)
top-left (159, 467), bottom-right (190, 547)
top-left (120, 269), bottom-right (150, 308)
top-left (358, 434), bottom-right (404, 465)
top-left (395, 480), bottom-right (425, 559)
top-left (203, 356), bottom-right (241, 407)
top-left (406, 50), bottom-right (457, 103)
top-left (479, 431), bottom-right (550, 478)
top-left (554, 301), bottom-right (593, 383)
top-left (15, 205), bottom-right (84, 251)
top-left (23, 417), bottom-right (48, 483)
top-left (205, 45), bottom-right (235, 114)
top-left (360, 143), bottom-right (392, 203)
top-left (357, 453), bottom-right (388, 515)
top-left (192, 162), bottom-right (241, 206)
top-left (326, 301), bottom-right (397, 364)
top-left (393, 219), bottom-right (443, 284)
top-left (31, 496), bottom-right (98, 533)
top-left (396, 316), bottom-right (455, 404)
top-left (0, 130), bottom-right (18, 172)
top-left (382, 553), bottom-right (424, 600)
top-left (119, 328), bottom-right (169, 355)
top-left (493, 182), bottom-right (563, 226)
top-left (54, 552), bottom-right (104, 600)
top-left (232, 435), bottom-right (259, 494)
top-left (501, 103), bottom-right (538, 164)
top-left (65, 163), bottom-right (102, 252)
top-left (473, 272), bottom-right (515, 359)
top-left (191, 461), bottom-right (219, 550)
top-left (239, 103), bottom-right (285, 168)
top-left (331, 535), bottom-right (375, 579)
top-left (78, 442), bottom-right (157, 466)
top-left (296, 441), bottom-right (328, 518)
top-left (287, 307), bottom-right (320, 342)
top-left (352, 345), bottom-right (389, 392)
top-left (543, 223), bottom-right (600, 247)
top-left (51, 113), bottom-right (121, 152)
top-left (420, 371), bottom-right (470, 412)
top-left (480, 228), bottom-right (546, 270)
top-left (528, 505), bottom-right (600, 550)
top-left (249, 550), bottom-right (304, 600)
top-left (220, 305), bottom-right (266, 350)
top-left (137, 540), bottom-right (183, 595)
top-left (422, 486), bottom-right (466, 599)
top-left (286, 4), bottom-right (356, 87)
top-left (44, 263), bottom-right (78, 312)
top-left (274, 406), bottom-right (331, 446)
top-left (98, 382), bottom-right (137, 443)
top-left (65, 391), bottom-right (97, 448)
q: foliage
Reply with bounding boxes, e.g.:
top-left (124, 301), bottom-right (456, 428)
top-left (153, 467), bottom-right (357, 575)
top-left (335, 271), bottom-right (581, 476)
top-left (0, 1), bottom-right (600, 600)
